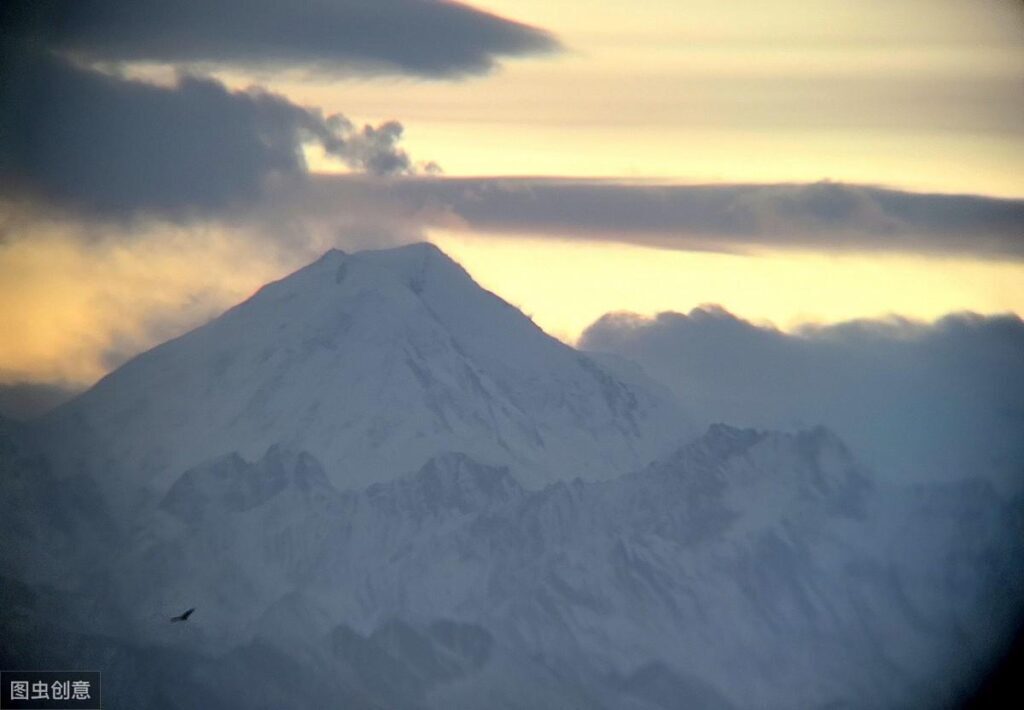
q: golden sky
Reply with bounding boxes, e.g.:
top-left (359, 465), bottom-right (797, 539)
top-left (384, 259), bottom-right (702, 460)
top-left (2, 0), bottom-right (1023, 393)
top-left (279, 0), bottom-right (1024, 196)
top-left (429, 231), bottom-right (1024, 343)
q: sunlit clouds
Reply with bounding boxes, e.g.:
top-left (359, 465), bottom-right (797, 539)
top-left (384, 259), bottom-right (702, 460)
top-left (272, 0), bottom-right (1024, 195)
top-left (0, 0), bottom-right (1022, 405)
top-left (0, 223), bottom-right (287, 385)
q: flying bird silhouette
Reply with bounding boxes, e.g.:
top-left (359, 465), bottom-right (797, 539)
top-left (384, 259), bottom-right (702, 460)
top-left (170, 607), bottom-right (195, 623)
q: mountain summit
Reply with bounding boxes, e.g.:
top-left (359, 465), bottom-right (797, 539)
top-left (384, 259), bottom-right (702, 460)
top-left (44, 243), bottom-right (685, 497)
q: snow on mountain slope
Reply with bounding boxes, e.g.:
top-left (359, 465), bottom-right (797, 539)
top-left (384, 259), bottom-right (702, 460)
top-left (40, 243), bottom-right (686, 500)
top-left (50, 425), bottom-right (1022, 709)
top-left (6, 242), bottom-right (1021, 708)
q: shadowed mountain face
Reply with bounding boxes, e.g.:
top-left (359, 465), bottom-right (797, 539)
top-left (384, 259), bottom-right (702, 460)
top-left (2, 245), bottom-right (1022, 709)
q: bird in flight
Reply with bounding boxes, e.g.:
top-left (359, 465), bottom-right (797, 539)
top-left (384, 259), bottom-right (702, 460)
top-left (170, 607), bottom-right (196, 623)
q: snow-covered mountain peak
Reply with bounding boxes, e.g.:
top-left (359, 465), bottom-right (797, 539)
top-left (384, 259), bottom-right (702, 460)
top-left (266, 241), bottom-right (461, 295)
top-left (227, 241), bottom-right (474, 325)
top-left (43, 243), bottom-right (686, 501)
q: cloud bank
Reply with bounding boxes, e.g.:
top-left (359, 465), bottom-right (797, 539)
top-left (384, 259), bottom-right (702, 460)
top-left (0, 0), bottom-right (556, 219)
top-left (581, 307), bottom-right (1024, 489)
top-left (0, 49), bottom-right (422, 217)
top-left (0, 0), bottom-right (557, 77)
top-left (378, 177), bottom-right (1024, 260)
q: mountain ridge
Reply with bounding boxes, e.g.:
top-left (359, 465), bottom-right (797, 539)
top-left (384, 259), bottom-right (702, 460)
top-left (8, 423), bottom-right (1019, 708)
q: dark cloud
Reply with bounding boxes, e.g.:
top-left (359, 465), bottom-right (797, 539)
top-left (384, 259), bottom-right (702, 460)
top-left (0, 0), bottom-right (558, 77)
top-left (372, 177), bottom-right (1024, 260)
top-left (0, 48), bottom-right (420, 217)
top-left (0, 382), bottom-right (80, 421)
top-left (580, 307), bottom-right (1024, 489)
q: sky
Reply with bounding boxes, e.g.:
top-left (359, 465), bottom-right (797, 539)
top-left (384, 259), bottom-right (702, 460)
top-left (0, 0), bottom-right (1023, 413)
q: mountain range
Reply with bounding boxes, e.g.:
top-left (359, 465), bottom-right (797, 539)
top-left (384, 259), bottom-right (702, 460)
top-left (2, 243), bottom-right (1021, 709)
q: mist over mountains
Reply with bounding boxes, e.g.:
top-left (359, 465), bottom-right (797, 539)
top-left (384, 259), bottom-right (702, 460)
top-left (582, 306), bottom-right (1024, 492)
top-left (2, 244), bottom-right (1022, 709)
